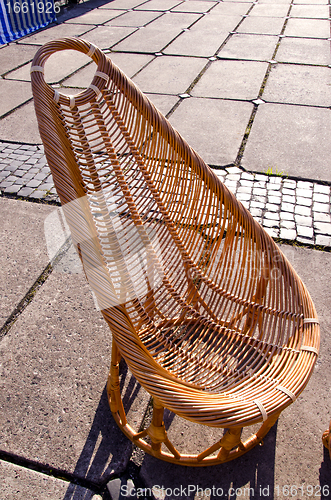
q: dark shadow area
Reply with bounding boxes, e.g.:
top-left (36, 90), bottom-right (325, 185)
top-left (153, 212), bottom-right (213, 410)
top-left (319, 446), bottom-right (331, 500)
top-left (62, 361), bottom-right (146, 499)
top-left (56, 0), bottom-right (122, 23)
top-left (140, 422), bottom-right (278, 500)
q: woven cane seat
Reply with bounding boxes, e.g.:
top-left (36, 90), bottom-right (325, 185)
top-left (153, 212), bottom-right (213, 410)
top-left (31, 38), bottom-right (320, 464)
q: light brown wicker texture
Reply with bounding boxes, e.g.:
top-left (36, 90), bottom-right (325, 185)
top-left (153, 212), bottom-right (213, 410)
top-left (31, 38), bottom-right (320, 466)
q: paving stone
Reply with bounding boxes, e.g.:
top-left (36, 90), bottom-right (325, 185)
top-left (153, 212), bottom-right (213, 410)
top-left (238, 183), bottom-right (253, 192)
top-left (237, 191), bottom-right (251, 201)
top-left (227, 173), bottom-right (241, 181)
top-left (0, 102), bottom-right (41, 144)
top-left (276, 37), bottom-right (331, 65)
top-left (283, 188), bottom-right (296, 196)
top-left (264, 211), bottom-right (279, 220)
top-left (263, 64), bottom-right (331, 107)
top-left (295, 214), bottom-right (312, 226)
top-left (241, 172), bottom-right (255, 180)
top-left (99, 0), bottom-right (144, 8)
top-left (218, 33), bottom-right (279, 60)
top-left (237, 15), bottom-right (285, 35)
top-left (17, 187), bottom-right (35, 197)
top-left (313, 202), bottom-right (330, 213)
top-left (313, 212), bottom-right (331, 223)
top-left (290, 4), bottom-right (330, 18)
top-left (189, 12), bottom-right (242, 32)
top-left (263, 226), bottom-right (279, 237)
top-left (172, 0), bottom-right (218, 13)
top-left (265, 203), bottom-right (279, 212)
top-left (316, 234), bottom-right (331, 246)
top-left (280, 219), bottom-right (295, 229)
top-left (297, 225), bottom-right (314, 238)
top-left (284, 18), bottom-right (330, 38)
top-left (313, 193), bottom-right (329, 204)
top-left (282, 195), bottom-right (295, 203)
top-left (281, 202), bottom-right (295, 213)
top-left (314, 184), bottom-right (330, 194)
top-left (295, 205), bottom-right (311, 216)
top-left (250, 3), bottom-right (289, 16)
top-left (296, 196), bottom-right (312, 207)
top-left (17, 22), bottom-right (93, 45)
top-left (0, 80), bottom-right (32, 117)
top-left (169, 98), bottom-right (253, 165)
top-left (107, 477), bottom-right (137, 500)
top-left (0, 461), bottom-right (102, 500)
top-left (250, 200), bottom-right (265, 208)
top-left (314, 222), bottom-right (331, 235)
top-left (0, 198), bottom-right (54, 327)
top-left (191, 60), bottom-right (268, 100)
top-left (106, 10), bottom-right (162, 27)
top-left (268, 195), bottom-right (281, 205)
top-left (145, 94), bottom-right (179, 116)
top-left (133, 56), bottom-right (206, 94)
top-left (163, 27), bottom-right (229, 57)
top-left (74, 26), bottom-right (137, 51)
top-left (211, 2), bottom-right (253, 16)
top-left (0, 250), bottom-right (150, 482)
top-left (226, 166), bottom-right (242, 174)
top-left (4, 185), bottom-right (21, 193)
top-left (66, 7), bottom-right (126, 24)
top-left (250, 207), bottom-right (263, 217)
top-left (135, 0), bottom-right (182, 10)
top-left (0, 44), bottom-right (38, 76)
top-left (242, 104), bottom-right (331, 183)
top-left (279, 228), bottom-right (296, 240)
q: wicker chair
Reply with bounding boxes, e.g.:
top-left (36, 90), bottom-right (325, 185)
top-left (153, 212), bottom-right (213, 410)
top-left (31, 38), bottom-right (320, 465)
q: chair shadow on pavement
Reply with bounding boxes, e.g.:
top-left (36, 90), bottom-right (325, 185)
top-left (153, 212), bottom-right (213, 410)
top-left (62, 362), bottom-right (143, 500)
top-left (319, 447), bottom-right (331, 500)
top-left (140, 422), bottom-right (278, 500)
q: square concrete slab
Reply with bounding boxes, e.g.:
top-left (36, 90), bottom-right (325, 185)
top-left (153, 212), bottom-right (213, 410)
top-left (5, 50), bottom-right (92, 84)
top-left (191, 60), bottom-right (268, 100)
top-left (0, 264), bottom-right (150, 483)
top-left (106, 10), bottom-right (162, 27)
top-left (0, 80), bottom-right (32, 117)
top-left (171, 0), bottom-right (217, 13)
top-left (237, 15), bottom-right (285, 35)
top-left (132, 56), bottom-right (206, 95)
top-left (135, 0), bottom-right (182, 10)
top-left (0, 460), bottom-right (102, 500)
top-left (65, 7), bottom-right (126, 24)
top-left (78, 26), bottom-right (137, 50)
top-left (241, 103), bottom-right (331, 182)
top-left (138, 244), bottom-right (331, 499)
top-left (188, 13), bottom-right (242, 31)
top-left (0, 44), bottom-right (39, 76)
top-left (249, 3), bottom-right (290, 16)
top-left (284, 18), bottom-right (330, 38)
top-left (169, 98), bottom-right (253, 165)
top-left (263, 64), bottom-right (331, 107)
top-left (145, 94), bottom-right (179, 116)
top-left (16, 23), bottom-right (93, 45)
top-left (219, 33), bottom-right (279, 61)
top-left (275, 37), bottom-right (331, 65)
top-left (211, 2), bottom-right (253, 16)
top-left (0, 198), bottom-right (54, 328)
top-left (0, 101), bottom-right (41, 144)
top-left (98, 0), bottom-right (145, 8)
top-left (290, 4), bottom-right (330, 18)
top-left (112, 26), bottom-right (182, 53)
top-left (163, 27), bottom-right (229, 57)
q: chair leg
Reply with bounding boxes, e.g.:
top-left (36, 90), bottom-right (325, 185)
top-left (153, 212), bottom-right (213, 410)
top-left (107, 339), bottom-right (127, 425)
top-left (322, 420), bottom-right (331, 459)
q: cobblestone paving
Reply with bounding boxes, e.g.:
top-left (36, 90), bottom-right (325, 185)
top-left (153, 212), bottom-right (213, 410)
top-left (1, 140), bottom-right (330, 247)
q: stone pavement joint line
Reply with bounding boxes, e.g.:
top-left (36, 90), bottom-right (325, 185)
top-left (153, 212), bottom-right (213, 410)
top-left (1, 141), bottom-right (330, 248)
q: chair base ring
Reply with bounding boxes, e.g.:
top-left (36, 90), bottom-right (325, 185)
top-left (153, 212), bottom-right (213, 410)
top-left (107, 371), bottom-right (279, 467)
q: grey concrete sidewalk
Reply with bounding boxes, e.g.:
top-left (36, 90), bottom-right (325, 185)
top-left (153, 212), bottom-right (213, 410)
top-left (0, 0), bottom-right (330, 247)
top-left (0, 0), bottom-right (331, 498)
